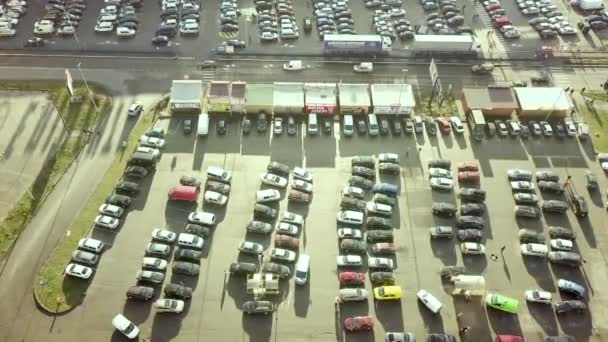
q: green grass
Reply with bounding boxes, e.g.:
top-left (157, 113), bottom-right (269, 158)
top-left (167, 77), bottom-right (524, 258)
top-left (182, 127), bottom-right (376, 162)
top-left (579, 105), bottom-right (608, 153)
top-left (34, 98), bottom-right (167, 313)
top-left (0, 82), bottom-right (111, 258)
top-left (415, 92), bottom-right (458, 117)
top-left (584, 90), bottom-right (608, 103)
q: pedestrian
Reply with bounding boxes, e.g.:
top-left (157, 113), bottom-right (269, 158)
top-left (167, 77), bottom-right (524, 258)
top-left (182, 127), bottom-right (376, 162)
top-left (459, 326), bottom-right (470, 334)
top-left (500, 245), bottom-right (506, 253)
top-left (491, 254), bottom-right (498, 261)
top-left (581, 87), bottom-right (586, 94)
top-left (570, 89), bottom-right (575, 95)
top-left (565, 87), bottom-right (570, 92)
top-left (96, 131), bottom-right (101, 137)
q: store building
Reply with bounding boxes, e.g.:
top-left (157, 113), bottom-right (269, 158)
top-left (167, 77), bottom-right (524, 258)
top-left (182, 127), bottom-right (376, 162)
top-left (231, 81), bottom-right (246, 114)
top-left (514, 87), bottom-right (571, 118)
top-left (245, 84), bottom-right (274, 114)
top-left (461, 86), bottom-right (519, 116)
top-left (304, 83), bottom-right (337, 115)
top-left (273, 82), bottom-right (304, 115)
top-left (338, 83), bottom-right (371, 115)
top-left (206, 81), bottom-right (231, 113)
top-left (370, 84), bottom-right (416, 115)
top-left (169, 80), bottom-right (202, 113)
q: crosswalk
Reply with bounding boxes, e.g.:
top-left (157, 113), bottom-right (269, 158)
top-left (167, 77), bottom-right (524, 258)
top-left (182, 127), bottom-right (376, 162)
top-left (194, 69), bottom-right (217, 81)
top-left (473, 3), bottom-right (507, 51)
top-left (219, 31), bottom-right (239, 38)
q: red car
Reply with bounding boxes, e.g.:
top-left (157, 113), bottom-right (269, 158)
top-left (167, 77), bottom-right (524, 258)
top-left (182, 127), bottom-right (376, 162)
top-left (457, 161), bottom-right (479, 171)
top-left (485, 4), bottom-right (501, 11)
top-left (458, 171), bottom-right (480, 182)
top-left (344, 316), bottom-right (374, 332)
top-left (274, 234), bottom-right (300, 249)
top-left (496, 336), bottom-right (524, 342)
top-left (437, 118), bottom-right (451, 133)
top-left (338, 271), bottom-right (366, 285)
top-left (493, 16), bottom-right (512, 28)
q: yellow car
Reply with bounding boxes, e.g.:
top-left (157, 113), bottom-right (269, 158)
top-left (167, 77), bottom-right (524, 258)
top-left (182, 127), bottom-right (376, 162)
top-left (373, 285), bottom-right (402, 300)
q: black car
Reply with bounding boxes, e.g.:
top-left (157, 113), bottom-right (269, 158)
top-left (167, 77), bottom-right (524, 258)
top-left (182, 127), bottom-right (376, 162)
top-left (242, 118), bottom-right (251, 134)
top-left (586, 171), bottom-right (599, 191)
top-left (425, 117), bottom-right (437, 135)
top-left (380, 119), bottom-right (390, 135)
top-left (432, 202), bottom-right (457, 217)
top-left (105, 194), bottom-right (132, 208)
top-left (229, 262), bottom-right (257, 275)
top-left (554, 300), bottom-right (586, 315)
top-left (392, 120), bottom-right (402, 135)
top-left (185, 223), bottom-right (210, 238)
top-left (459, 188), bottom-right (486, 203)
top-left (356, 120), bottom-right (367, 135)
top-left (373, 193), bottom-right (397, 206)
top-left (243, 300), bottom-right (273, 314)
top-left (173, 261), bottom-right (200, 276)
top-left (460, 203), bottom-right (485, 216)
top-left (152, 35), bottom-right (169, 45)
top-left (267, 161), bottom-right (290, 175)
top-left (538, 181), bottom-right (564, 194)
top-left (206, 180), bottom-right (231, 194)
top-left (427, 333), bottom-right (457, 342)
top-left (303, 16), bottom-right (313, 32)
top-left (180, 175), bottom-right (202, 188)
top-left (341, 197), bottom-right (366, 211)
top-left (24, 37), bottom-right (45, 47)
top-left (352, 166), bottom-right (376, 180)
top-left (254, 203), bottom-right (277, 218)
top-left (456, 216), bottom-right (485, 229)
top-left (542, 200), bottom-right (568, 213)
top-left (348, 175), bottom-right (374, 190)
top-left (216, 119), bottom-right (227, 134)
top-left (351, 156), bottom-right (375, 168)
top-left (366, 230), bottom-right (394, 242)
top-left (549, 226), bottom-right (576, 240)
top-left (164, 283), bottom-right (193, 299)
top-left (536, 170), bottom-right (560, 182)
top-left (174, 248), bottom-right (202, 262)
top-left (125, 166), bottom-right (148, 179)
top-left (115, 181), bottom-right (139, 195)
top-left (262, 262), bottom-right (290, 278)
top-left (257, 112), bottom-right (268, 132)
top-left (340, 239), bottom-right (367, 254)
top-left (221, 24), bottom-right (239, 32)
top-left (428, 159), bottom-right (451, 170)
top-left (554, 122), bottom-right (566, 138)
top-left (323, 120), bottom-right (332, 134)
top-left (518, 229), bottom-right (546, 243)
top-left (366, 216), bottom-right (392, 230)
top-left (457, 229), bottom-right (483, 242)
top-left (126, 286), bottom-right (154, 300)
top-left (370, 271), bottom-right (395, 285)
top-left (549, 251), bottom-right (582, 267)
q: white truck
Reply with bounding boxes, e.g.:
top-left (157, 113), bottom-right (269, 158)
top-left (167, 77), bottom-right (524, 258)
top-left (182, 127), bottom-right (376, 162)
top-left (353, 62), bottom-right (373, 73)
top-left (572, 0), bottom-right (604, 10)
top-left (411, 35), bottom-right (481, 57)
top-left (283, 60), bottom-right (303, 71)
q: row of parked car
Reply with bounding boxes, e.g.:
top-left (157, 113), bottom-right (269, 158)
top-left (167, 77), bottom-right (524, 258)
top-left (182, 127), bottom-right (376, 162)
top-left (486, 118), bottom-right (589, 140)
top-left (0, 0), bottom-right (28, 37)
top-left (94, 1), bottom-right (141, 37)
top-left (520, 0), bottom-right (579, 38)
top-left (153, 0), bottom-right (200, 45)
top-left (219, 0), bottom-right (239, 34)
top-left (482, 0), bottom-right (522, 39)
top-left (371, 4), bottom-right (411, 40)
top-left (311, 0), bottom-right (355, 38)
top-left (27, 0), bottom-right (87, 43)
top-left (423, 0), bottom-right (466, 35)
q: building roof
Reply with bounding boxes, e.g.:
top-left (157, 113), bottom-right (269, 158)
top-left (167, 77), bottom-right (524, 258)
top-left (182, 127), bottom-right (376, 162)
top-left (370, 84), bottom-right (416, 107)
top-left (305, 83), bottom-right (337, 105)
top-left (209, 81), bottom-right (230, 97)
top-left (232, 82), bottom-right (246, 98)
top-left (338, 84), bottom-right (371, 107)
top-left (246, 84), bottom-right (274, 106)
top-left (273, 82), bottom-right (304, 107)
top-left (462, 87), bottom-right (518, 110)
top-left (170, 80), bottom-right (202, 104)
top-left (514, 87), bottom-right (571, 111)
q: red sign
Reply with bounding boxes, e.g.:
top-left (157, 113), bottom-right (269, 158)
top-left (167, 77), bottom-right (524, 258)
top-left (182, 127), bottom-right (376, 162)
top-left (306, 104), bottom-right (335, 114)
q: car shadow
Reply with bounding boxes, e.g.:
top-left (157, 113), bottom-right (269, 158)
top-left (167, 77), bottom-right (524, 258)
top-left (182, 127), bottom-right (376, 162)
top-left (150, 309), bottom-right (184, 342)
top-left (487, 310), bottom-right (523, 338)
top-left (304, 130), bottom-right (336, 168)
top-left (430, 238), bottom-right (457, 266)
top-left (452, 296), bottom-right (493, 341)
top-left (242, 126), bottom-right (271, 156)
top-left (293, 276), bottom-right (310, 318)
top-left (417, 299), bottom-right (445, 334)
top-left (523, 257), bottom-right (556, 291)
top-left (527, 302), bottom-right (559, 336)
top-left (242, 312), bottom-right (273, 342)
top-left (462, 255), bottom-right (488, 275)
top-left (577, 216), bottom-right (597, 249)
top-left (122, 299), bottom-right (153, 326)
top-left (375, 299), bottom-right (404, 332)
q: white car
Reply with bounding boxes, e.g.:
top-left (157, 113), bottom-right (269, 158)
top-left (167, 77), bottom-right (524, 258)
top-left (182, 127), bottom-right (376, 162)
top-left (136, 146), bottom-right (160, 159)
top-left (151, 228), bottom-right (177, 242)
top-left (154, 299), bottom-right (185, 313)
top-left (336, 210), bottom-right (364, 225)
top-left (271, 248), bottom-right (297, 262)
top-left (139, 136), bottom-right (166, 149)
top-left (342, 186), bottom-right (364, 199)
top-left (338, 228), bottom-right (363, 239)
top-left (95, 214), bottom-right (119, 229)
top-left (378, 153), bottom-right (399, 163)
top-left (0, 28), bottom-right (16, 36)
top-left (180, 22), bottom-right (199, 34)
top-left (564, 120), bottom-right (577, 136)
top-left (337, 255), bottom-right (363, 267)
top-left (255, 189), bottom-right (280, 203)
top-left (281, 212), bottom-right (304, 225)
top-left (276, 222), bottom-right (298, 235)
top-left (450, 116), bottom-right (465, 133)
top-left (520, 243), bottom-right (549, 257)
top-left (98, 204), bottom-right (124, 218)
top-left (366, 202), bottom-right (392, 216)
top-left (188, 211), bottom-right (216, 225)
top-left (507, 169), bottom-right (532, 181)
top-left (368, 257), bottom-right (394, 270)
top-left (142, 257), bottom-right (168, 270)
top-left (95, 21), bottom-right (114, 33)
top-left (260, 173), bottom-right (288, 188)
top-left (65, 263), bottom-right (94, 279)
top-left (460, 242), bottom-right (486, 255)
top-left (204, 191), bottom-right (228, 205)
top-left (239, 241), bottom-right (264, 255)
top-left (78, 238), bottom-right (105, 253)
top-left (127, 102), bottom-right (143, 116)
top-left (430, 177), bottom-right (454, 191)
top-left (292, 179), bottom-right (313, 193)
top-left (178, 233), bottom-right (204, 250)
top-left (510, 181), bottom-right (535, 191)
top-left (112, 314), bottom-right (139, 339)
top-left (525, 289), bottom-right (552, 304)
top-left (261, 31), bottom-right (278, 41)
top-left (116, 26), bottom-right (136, 38)
top-left (550, 239), bottom-right (573, 251)
top-left (429, 168), bottom-right (452, 178)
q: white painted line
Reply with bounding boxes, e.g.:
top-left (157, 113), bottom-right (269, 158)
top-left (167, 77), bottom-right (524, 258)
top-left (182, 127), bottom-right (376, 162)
top-left (0, 52), bottom-right (178, 60)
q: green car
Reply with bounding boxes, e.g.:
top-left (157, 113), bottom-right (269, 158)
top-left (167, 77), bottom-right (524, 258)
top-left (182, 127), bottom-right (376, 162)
top-left (485, 293), bottom-right (519, 313)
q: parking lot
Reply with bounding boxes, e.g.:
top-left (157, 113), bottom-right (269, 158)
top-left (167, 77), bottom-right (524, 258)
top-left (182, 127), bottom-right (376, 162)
top-left (31, 111), bottom-right (608, 342)
top-left (2, 0), bottom-right (607, 59)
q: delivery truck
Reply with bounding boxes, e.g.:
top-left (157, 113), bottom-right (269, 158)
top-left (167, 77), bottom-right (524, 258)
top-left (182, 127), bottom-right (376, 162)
top-left (323, 34), bottom-right (392, 55)
top-left (411, 35), bottom-right (481, 57)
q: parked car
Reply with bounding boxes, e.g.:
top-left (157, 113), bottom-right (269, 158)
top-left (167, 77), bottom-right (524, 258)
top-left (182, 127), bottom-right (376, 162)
top-left (555, 300), bottom-right (586, 314)
top-left (432, 203), bottom-right (457, 217)
top-left (549, 226), bottom-right (576, 240)
top-left (164, 283), bottom-right (193, 299)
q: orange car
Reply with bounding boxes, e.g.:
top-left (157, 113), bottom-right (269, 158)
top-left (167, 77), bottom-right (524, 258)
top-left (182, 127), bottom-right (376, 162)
top-left (457, 161), bottom-right (479, 171)
top-left (274, 234), bottom-right (300, 250)
top-left (458, 171), bottom-right (480, 182)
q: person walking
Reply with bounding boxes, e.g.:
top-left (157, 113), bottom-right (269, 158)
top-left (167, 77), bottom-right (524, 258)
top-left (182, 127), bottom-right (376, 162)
top-left (500, 245), bottom-right (506, 253)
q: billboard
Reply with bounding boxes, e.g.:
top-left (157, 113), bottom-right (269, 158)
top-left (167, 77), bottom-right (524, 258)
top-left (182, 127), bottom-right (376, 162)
top-left (65, 69), bottom-right (74, 96)
top-left (306, 104), bottom-right (335, 114)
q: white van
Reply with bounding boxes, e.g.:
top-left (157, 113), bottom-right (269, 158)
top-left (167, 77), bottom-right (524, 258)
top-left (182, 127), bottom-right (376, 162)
top-left (207, 166), bottom-right (232, 183)
top-left (343, 115), bottom-right (354, 136)
top-left (417, 289), bottom-right (442, 314)
top-left (177, 233), bottom-right (204, 250)
top-left (368, 114), bottom-right (379, 136)
top-left (255, 189), bottom-right (281, 203)
top-left (294, 254), bottom-right (310, 285)
top-left (308, 114), bottom-right (318, 135)
top-left (198, 113), bottom-right (209, 137)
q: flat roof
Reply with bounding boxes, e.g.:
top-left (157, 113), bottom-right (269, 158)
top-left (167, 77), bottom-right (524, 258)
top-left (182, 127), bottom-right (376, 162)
top-left (324, 34), bottom-right (381, 42)
top-left (514, 87), bottom-right (571, 111)
top-left (273, 82), bottom-right (304, 107)
top-left (209, 81), bottom-right (230, 97)
top-left (370, 84), bottom-right (415, 107)
top-left (232, 82), bottom-right (246, 98)
top-left (170, 80), bottom-right (202, 104)
top-left (305, 83), bottom-right (336, 105)
top-left (462, 87), bottom-right (518, 110)
top-left (338, 84), bottom-right (370, 107)
top-left (246, 84), bottom-right (274, 106)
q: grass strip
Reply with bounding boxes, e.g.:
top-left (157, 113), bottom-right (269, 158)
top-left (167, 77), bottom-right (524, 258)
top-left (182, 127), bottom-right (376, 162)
top-left (33, 97), bottom-right (167, 313)
top-left (578, 104), bottom-right (608, 153)
top-left (0, 82), bottom-right (110, 258)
